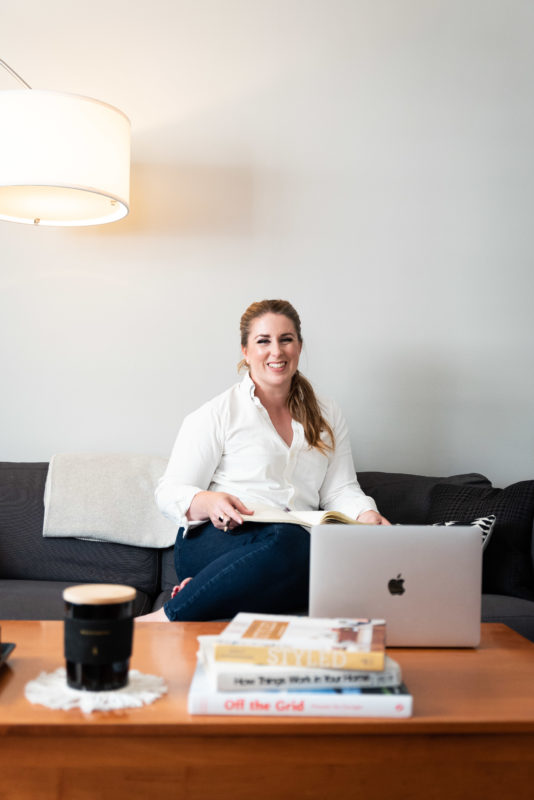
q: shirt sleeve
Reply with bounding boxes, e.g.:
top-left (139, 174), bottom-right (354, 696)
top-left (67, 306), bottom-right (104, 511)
top-left (318, 400), bottom-right (378, 519)
top-left (154, 400), bottom-right (225, 532)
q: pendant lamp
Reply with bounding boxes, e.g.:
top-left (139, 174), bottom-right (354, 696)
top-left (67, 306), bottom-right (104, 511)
top-left (0, 59), bottom-right (130, 226)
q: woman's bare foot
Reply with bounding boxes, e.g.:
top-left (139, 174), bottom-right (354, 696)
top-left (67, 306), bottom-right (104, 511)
top-left (136, 606), bottom-right (169, 622)
top-left (136, 577), bottom-right (193, 622)
top-left (171, 577), bottom-right (193, 598)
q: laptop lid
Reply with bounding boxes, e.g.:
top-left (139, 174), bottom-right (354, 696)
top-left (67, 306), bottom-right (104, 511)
top-left (309, 524), bottom-right (482, 647)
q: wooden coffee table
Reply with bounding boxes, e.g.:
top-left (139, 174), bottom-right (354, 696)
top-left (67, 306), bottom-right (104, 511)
top-left (1, 620), bottom-right (533, 800)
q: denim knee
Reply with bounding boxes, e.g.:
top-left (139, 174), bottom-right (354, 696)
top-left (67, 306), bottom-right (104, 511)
top-left (266, 523), bottom-right (310, 570)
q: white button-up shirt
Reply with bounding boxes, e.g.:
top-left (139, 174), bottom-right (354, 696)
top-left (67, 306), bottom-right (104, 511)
top-left (155, 373), bottom-right (377, 533)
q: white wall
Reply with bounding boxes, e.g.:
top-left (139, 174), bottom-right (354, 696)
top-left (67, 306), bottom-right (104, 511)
top-left (1, 0), bottom-right (533, 487)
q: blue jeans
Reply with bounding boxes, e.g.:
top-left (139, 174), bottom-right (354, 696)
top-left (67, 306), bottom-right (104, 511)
top-left (163, 522), bottom-right (310, 621)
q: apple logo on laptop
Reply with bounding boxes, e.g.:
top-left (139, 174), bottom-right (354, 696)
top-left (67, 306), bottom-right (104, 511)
top-left (388, 574), bottom-right (405, 595)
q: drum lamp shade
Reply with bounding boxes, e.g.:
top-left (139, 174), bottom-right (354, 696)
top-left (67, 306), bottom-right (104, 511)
top-left (0, 90), bottom-right (130, 226)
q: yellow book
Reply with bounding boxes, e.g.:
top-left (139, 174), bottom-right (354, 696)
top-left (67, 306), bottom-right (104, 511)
top-left (212, 613), bottom-right (386, 672)
top-left (242, 506), bottom-right (361, 528)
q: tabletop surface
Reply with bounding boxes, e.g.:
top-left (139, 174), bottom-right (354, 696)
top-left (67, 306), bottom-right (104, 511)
top-left (1, 620), bottom-right (534, 735)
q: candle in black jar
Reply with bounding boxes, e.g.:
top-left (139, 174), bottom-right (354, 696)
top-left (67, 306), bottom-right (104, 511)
top-left (63, 584), bottom-right (136, 691)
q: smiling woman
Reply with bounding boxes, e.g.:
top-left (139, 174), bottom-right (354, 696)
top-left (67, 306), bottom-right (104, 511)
top-left (138, 299), bottom-right (390, 623)
top-left (238, 301), bottom-right (330, 452)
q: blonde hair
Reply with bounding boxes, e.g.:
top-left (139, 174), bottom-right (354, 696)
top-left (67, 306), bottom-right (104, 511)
top-left (238, 299), bottom-right (334, 454)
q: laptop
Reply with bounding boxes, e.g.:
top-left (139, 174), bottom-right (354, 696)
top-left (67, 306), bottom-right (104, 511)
top-left (309, 524), bottom-right (482, 647)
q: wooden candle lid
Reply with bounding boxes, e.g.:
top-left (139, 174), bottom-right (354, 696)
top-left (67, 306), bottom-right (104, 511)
top-left (63, 584), bottom-right (136, 605)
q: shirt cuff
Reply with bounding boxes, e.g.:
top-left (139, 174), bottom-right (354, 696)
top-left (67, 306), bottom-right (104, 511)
top-left (155, 484), bottom-right (206, 534)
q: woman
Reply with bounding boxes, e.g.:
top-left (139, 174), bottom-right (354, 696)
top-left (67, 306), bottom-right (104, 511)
top-left (140, 299), bottom-right (389, 622)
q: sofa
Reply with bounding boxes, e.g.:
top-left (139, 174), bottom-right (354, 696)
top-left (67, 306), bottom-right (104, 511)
top-left (1, 461), bottom-right (534, 642)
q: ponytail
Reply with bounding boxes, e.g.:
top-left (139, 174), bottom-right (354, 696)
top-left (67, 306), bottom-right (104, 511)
top-left (288, 371), bottom-right (334, 454)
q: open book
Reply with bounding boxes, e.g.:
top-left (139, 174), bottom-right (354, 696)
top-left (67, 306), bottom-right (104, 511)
top-left (241, 506), bottom-right (361, 529)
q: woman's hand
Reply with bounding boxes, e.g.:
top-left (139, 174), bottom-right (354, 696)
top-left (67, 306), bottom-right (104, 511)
top-left (356, 509), bottom-right (391, 526)
top-left (187, 491), bottom-right (254, 531)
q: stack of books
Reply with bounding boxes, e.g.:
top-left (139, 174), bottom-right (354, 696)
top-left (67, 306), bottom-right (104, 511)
top-left (187, 612), bottom-right (413, 718)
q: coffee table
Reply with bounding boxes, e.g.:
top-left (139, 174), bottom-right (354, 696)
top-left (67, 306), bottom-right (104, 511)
top-left (1, 620), bottom-right (533, 800)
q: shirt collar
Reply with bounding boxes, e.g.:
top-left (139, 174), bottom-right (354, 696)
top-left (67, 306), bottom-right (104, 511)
top-left (241, 370), bottom-right (261, 405)
top-left (240, 370), bottom-right (257, 401)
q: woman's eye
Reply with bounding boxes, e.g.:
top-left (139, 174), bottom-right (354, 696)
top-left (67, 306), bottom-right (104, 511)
top-left (257, 338), bottom-right (269, 344)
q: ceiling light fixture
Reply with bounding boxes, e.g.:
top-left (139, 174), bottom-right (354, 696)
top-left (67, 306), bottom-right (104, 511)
top-left (0, 58), bottom-right (130, 226)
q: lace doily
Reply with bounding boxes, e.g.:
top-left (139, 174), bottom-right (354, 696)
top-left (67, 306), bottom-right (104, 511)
top-left (25, 667), bottom-right (167, 713)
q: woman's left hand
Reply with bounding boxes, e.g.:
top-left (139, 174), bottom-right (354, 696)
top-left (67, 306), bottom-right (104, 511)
top-left (356, 510), bottom-right (391, 525)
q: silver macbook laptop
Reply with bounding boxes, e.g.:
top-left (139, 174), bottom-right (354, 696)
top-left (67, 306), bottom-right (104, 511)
top-left (309, 524), bottom-right (482, 647)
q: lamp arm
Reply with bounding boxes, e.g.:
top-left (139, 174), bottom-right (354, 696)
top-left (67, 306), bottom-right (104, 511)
top-left (0, 58), bottom-right (32, 89)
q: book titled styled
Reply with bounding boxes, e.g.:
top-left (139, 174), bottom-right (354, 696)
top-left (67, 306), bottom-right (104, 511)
top-left (187, 660), bottom-right (412, 717)
top-left (210, 613), bottom-right (386, 671)
top-left (198, 636), bottom-right (401, 691)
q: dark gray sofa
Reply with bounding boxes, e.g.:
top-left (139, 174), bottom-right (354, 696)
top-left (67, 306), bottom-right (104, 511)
top-left (1, 461), bottom-right (533, 641)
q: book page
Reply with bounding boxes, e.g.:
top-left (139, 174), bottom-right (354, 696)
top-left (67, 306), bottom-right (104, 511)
top-left (241, 507), bottom-right (324, 527)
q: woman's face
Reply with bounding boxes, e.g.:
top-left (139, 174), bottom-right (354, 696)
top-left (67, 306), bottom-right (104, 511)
top-left (242, 313), bottom-right (302, 395)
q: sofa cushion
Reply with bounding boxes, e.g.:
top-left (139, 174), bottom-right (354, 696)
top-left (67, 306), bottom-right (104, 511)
top-left (428, 481), bottom-right (534, 601)
top-left (358, 471), bottom-right (492, 524)
top-left (482, 594), bottom-right (534, 643)
top-left (161, 546), bottom-right (179, 591)
top-left (152, 587), bottom-right (173, 612)
top-left (0, 462), bottom-right (160, 596)
top-left (0, 579), bottom-right (153, 620)
top-left (432, 514), bottom-right (496, 550)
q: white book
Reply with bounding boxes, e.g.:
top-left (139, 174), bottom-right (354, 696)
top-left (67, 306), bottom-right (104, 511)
top-left (198, 636), bottom-right (402, 692)
top-left (187, 660), bottom-right (413, 718)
